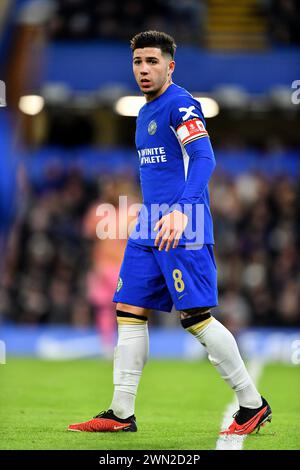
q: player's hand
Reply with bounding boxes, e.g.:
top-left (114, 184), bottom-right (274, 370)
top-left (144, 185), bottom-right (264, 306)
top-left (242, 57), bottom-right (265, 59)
top-left (154, 210), bottom-right (188, 252)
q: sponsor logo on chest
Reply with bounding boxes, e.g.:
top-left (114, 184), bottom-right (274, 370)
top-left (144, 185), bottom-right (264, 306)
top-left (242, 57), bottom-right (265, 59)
top-left (138, 146), bottom-right (167, 165)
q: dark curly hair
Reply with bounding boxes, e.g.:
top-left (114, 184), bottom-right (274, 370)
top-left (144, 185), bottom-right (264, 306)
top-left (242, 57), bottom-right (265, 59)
top-left (130, 31), bottom-right (177, 59)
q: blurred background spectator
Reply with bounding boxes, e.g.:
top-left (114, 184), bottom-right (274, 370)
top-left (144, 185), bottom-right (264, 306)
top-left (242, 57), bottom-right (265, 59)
top-left (269, 0), bottom-right (300, 45)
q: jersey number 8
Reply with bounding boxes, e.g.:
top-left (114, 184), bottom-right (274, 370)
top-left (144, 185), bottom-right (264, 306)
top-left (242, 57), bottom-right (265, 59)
top-left (172, 269), bottom-right (185, 293)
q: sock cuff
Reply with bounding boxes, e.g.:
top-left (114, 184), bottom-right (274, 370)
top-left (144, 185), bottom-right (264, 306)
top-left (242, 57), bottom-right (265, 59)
top-left (116, 310), bottom-right (148, 325)
top-left (181, 311), bottom-right (211, 329)
top-left (186, 316), bottom-right (213, 335)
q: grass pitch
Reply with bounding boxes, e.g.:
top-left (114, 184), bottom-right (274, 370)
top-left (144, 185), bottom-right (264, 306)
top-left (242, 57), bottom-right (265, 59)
top-left (0, 358), bottom-right (299, 450)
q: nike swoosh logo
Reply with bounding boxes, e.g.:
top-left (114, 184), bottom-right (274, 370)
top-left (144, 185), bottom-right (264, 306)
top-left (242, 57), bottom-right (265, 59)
top-left (113, 425), bottom-right (127, 430)
top-left (178, 293), bottom-right (187, 300)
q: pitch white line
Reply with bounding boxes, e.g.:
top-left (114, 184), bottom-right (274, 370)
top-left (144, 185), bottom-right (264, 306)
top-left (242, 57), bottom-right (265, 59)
top-left (215, 360), bottom-right (264, 450)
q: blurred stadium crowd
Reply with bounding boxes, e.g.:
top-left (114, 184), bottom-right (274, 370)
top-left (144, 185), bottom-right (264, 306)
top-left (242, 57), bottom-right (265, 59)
top-left (48, 0), bottom-right (300, 45)
top-left (48, 0), bottom-right (205, 44)
top-left (1, 163), bottom-right (299, 332)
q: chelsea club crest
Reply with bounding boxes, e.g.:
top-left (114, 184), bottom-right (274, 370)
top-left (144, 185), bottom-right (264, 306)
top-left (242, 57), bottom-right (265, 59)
top-left (148, 120), bottom-right (157, 135)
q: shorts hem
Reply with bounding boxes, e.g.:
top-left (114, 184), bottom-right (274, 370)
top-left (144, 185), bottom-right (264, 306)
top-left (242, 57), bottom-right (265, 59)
top-left (174, 301), bottom-right (218, 311)
top-left (113, 297), bottom-right (173, 313)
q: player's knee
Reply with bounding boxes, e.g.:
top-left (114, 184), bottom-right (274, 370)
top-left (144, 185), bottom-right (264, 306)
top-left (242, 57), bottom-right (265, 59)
top-left (116, 303), bottom-right (151, 318)
top-left (116, 309), bottom-right (149, 326)
top-left (180, 307), bottom-right (211, 329)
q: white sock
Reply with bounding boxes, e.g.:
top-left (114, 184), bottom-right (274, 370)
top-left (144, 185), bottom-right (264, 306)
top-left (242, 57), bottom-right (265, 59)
top-left (189, 318), bottom-right (262, 409)
top-left (109, 323), bottom-right (149, 418)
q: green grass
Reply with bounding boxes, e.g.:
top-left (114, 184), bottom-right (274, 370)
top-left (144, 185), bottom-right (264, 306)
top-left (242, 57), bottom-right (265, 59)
top-left (244, 363), bottom-right (300, 450)
top-left (0, 358), bottom-right (299, 450)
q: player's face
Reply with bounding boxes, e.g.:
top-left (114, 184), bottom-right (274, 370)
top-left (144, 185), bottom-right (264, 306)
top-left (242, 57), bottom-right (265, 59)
top-left (133, 47), bottom-right (175, 102)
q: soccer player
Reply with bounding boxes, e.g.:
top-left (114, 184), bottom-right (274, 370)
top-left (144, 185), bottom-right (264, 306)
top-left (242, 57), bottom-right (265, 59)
top-left (68, 31), bottom-right (271, 435)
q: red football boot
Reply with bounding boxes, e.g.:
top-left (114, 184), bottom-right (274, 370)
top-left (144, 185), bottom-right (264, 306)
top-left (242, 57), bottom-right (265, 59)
top-left (68, 409), bottom-right (137, 432)
top-left (220, 397), bottom-right (272, 435)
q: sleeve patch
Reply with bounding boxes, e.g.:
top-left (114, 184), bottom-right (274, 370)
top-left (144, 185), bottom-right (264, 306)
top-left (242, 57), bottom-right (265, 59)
top-left (176, 119), bottom-right (208, 145)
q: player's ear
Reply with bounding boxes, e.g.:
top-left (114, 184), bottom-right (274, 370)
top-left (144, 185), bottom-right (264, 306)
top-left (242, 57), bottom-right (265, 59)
top-left (168, 60), bottom-right (175, 76)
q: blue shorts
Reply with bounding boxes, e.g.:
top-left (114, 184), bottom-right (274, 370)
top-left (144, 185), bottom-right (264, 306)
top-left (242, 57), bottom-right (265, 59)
top-left (113, 239), bottom-right (218, 312)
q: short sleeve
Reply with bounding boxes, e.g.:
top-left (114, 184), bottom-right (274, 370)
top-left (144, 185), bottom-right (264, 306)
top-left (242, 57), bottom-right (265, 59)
top-left (170, 95), bottom-right (209, 147)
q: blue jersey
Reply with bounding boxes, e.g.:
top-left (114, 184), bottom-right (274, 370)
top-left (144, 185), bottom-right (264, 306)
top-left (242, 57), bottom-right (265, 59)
top-left (130, 83), bottom-right (215, 246)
